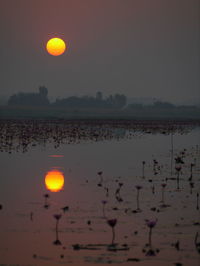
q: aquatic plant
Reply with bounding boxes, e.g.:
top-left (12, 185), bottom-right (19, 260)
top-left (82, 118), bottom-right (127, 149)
top-left (145, 219), bottom-right (157, 246)
top-left (143, 219), bottom-right (158, 256)
top-left (54, 214), bottom-right (62, 221)
top-left (142, 161), bottom-right (146, 178)
top-left (151, 184), bottom-right (155, 195)
top-left (189, 162), bottom-right (195, 181)
top-left (61, 206), bottom-right (69, 213)
top-left (196, 193), bottom-right (199, 210)
top-left (170, 132), bottom-right (174, 176)
top-left (107, 219), bottom-right (117, 246)
top-left (115, 182), bottom-right (123, 202)
top-left (189, 182), bottom-right (194, 194)
top-left (161, 183), bottom-right (167, 205)
top-left (175, 156), bottom-right (184, 164)
top-left (175, 165), bottom-right (181, 190)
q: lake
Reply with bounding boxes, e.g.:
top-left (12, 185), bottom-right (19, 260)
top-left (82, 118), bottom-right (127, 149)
top-left (0, 119), bottom-right (200, 266)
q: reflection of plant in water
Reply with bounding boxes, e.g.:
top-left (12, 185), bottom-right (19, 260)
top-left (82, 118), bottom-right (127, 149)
top-left (135, 185), bottom-right (142, 212)
top-left (101, 200), bottom-right (107, 218)
top-left (61, 206), bottom-right (69, 213)
top-left (30, 212), bottom-right (33, 221)
top-left (153, 159), bottom-right (160, 179)
top-left (190, 182), bottom-right (194, 194)
top-left (161, 184), bottom-right (166, 202)
top-left (43, 193), bottom-right (50, 209)
top-left (97, 171), bottom-right (103, 187)
top-left (107, 219), bottom-right (117, 246)
top-left (171, 240), bottom-right (180, 251)
top-left (53, 239), bottom-right (62, 245)
top-left (195, 232), bottom-right (200, 254)
top-left (104, 187), bottom-right (109, 197)
top-left (160, 183), bottom-right (169, 208)
top-left (189, 162), bottom-right (195, 181)
top-left (115, 182), bottom-right (123, 202)
top-left (53, 214), bottom-right (62, 245)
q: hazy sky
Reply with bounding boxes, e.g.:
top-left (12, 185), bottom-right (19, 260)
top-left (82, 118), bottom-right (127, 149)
top-left (0, 0), bottom-right (199, 103)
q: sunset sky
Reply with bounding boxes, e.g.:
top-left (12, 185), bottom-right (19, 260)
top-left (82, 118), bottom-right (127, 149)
top-left (0, 0), bottom-right (199, 104)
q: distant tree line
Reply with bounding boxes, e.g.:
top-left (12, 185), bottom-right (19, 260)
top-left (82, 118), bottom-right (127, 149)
top-left (7, 88), bottom-right (127, 109)
top-left (128, 100), bottom-right (199, 109)
top-left (53, 92), bottom-right (127, 109)
top-left (7, 87), bottom-right (199, 113)
top-left (8, 86), bottom-right (49, 106)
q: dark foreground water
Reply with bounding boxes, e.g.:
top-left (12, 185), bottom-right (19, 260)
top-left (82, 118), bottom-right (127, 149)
top-left (0, 120), bottom-right (200, 266)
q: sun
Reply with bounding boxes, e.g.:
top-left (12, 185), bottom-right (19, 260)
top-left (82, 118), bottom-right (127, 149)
top-left (46, 37), bottom-right (66, 56)
top-left (45, 169), bottom-right (64, 192)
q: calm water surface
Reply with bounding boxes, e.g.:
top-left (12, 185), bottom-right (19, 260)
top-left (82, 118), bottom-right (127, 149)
top-left (0, 121), bottom-right (200, 266)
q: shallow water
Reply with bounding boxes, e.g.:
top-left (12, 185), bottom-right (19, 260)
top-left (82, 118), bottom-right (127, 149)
top-left (0, 120), bottom-right (200, 266)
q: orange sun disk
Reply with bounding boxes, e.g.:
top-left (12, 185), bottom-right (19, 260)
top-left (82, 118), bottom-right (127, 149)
top-left (45, 169), bottom-right (64, 192)
top-left (46, 37), bottom-right (66, 56)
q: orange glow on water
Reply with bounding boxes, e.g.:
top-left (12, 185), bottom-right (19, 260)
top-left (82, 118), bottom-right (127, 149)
top-left (45, 169), bottom-right (64, 192)
top-left (46, 38), bottom-right (66, 56)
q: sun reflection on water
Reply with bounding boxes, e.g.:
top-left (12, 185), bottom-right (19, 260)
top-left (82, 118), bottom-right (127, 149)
top-left (45, 169), bottom-right (64, 192)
